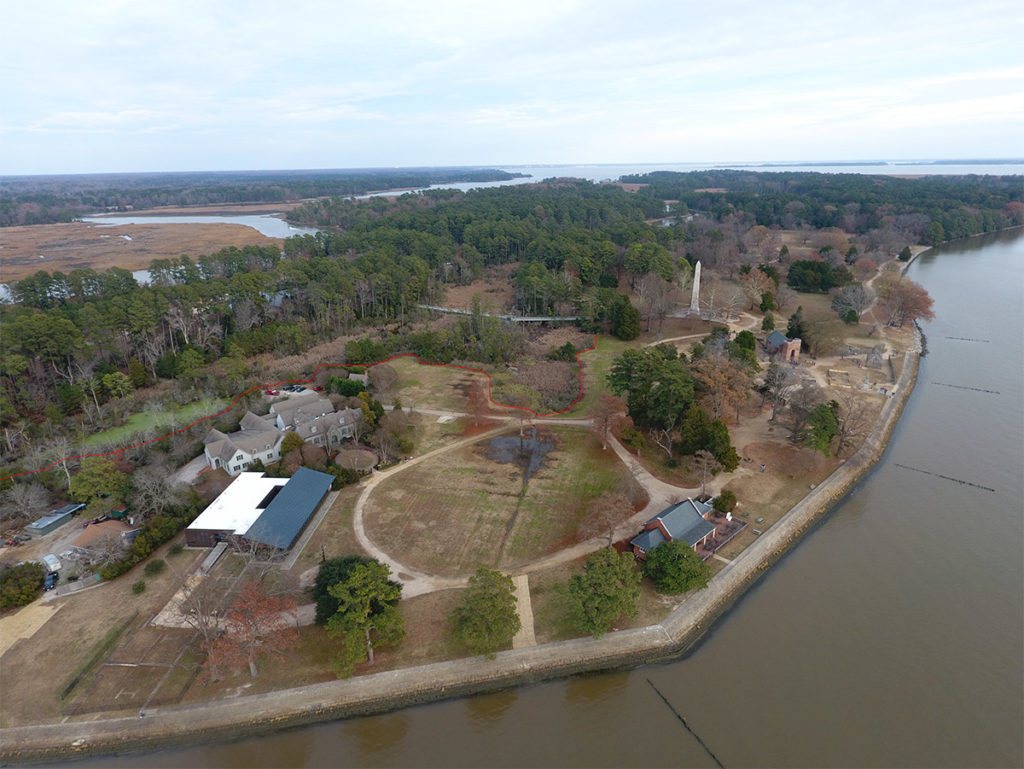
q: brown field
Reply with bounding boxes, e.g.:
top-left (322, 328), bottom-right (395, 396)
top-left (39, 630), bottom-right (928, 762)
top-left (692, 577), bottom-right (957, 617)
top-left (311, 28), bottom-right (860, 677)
top-left (116, 202), bottom-right (308, 216)
top-left (0, 541), bottom-right (207, 726)
top-left (0, 221), bottom-right (281, 283)
top-left (363, 427), bottom-right (635, 577)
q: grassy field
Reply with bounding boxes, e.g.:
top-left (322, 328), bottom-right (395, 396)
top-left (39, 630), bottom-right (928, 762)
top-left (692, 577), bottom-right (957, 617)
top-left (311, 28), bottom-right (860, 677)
top-left (363, 426), bottom-right (634, 577)
top-left (387, 356), bottom-right (492, 413)
top-left (84, 397), bottom-right (227, 448)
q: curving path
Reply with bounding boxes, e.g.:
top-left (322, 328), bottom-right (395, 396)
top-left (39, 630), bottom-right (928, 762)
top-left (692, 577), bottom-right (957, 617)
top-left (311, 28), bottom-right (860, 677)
top-left (351, 408), bottom-right (699, 598)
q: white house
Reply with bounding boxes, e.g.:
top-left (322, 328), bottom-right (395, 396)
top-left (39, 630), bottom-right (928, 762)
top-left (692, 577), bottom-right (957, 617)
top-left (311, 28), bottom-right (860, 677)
top-left (203, 396), bottom-right (361, 475)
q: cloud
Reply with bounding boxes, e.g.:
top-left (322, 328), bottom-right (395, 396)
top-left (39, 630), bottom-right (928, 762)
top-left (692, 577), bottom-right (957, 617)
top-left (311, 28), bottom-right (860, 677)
top-left (1, 0), bottom-right (1022, 172)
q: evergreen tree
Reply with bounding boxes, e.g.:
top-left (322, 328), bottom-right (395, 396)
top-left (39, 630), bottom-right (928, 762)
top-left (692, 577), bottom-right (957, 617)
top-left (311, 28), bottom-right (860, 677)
top-left (566, 548), bottom-right (641, 638)
top-left (642, 540), bottom-right (710, 594)
top-left (449, 567), bottom-right (521, 658)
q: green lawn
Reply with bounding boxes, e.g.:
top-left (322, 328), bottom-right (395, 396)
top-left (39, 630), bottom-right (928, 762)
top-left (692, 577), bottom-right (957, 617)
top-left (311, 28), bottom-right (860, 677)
top-left (84, 398), bottom-right (227, 447)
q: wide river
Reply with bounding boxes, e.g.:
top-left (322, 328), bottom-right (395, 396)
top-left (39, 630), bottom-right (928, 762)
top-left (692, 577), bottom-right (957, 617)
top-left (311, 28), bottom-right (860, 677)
top-left (60, 230), bottom-right (1023, 768)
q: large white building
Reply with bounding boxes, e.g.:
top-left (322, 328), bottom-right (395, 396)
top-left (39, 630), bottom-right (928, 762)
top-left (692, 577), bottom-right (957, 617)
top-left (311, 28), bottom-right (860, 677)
top-left (203, 393), bottom-right (360, 475)
top-left (185, 467), bottom-right (334, 549)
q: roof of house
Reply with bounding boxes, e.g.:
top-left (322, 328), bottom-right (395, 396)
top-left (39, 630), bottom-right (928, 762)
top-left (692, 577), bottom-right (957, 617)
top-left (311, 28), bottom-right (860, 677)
top-left (187, 473), bottom-right (289, 535)
top-left (766, 330), bottom-right (790, 348)
top-left (204, 412), bottom-right (282, 463)
top-left (631, 498), bottom-right (715, 552)
top-left (243, 467), bottom-right (334, 549)
top-left (294, 407), bottom-right (360, 442)
top-left (270, 393), bottom-right (334, 428)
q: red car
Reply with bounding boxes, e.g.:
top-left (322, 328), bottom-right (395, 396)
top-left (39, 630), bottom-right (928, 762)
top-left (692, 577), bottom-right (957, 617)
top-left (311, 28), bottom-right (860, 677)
top-left (265, 389), bottom-right (280, 396)
top-left (313, 385), bottom-right (324, 391)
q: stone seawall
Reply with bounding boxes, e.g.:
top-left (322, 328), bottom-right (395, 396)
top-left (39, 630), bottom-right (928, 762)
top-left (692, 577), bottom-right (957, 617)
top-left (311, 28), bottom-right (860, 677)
top-left (0, 341), bottom-right (921, 764)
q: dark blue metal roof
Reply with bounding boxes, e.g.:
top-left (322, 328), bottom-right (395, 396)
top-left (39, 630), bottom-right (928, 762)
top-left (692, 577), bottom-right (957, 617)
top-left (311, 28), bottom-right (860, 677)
top-left (244, 467), bottom-right (333, 550)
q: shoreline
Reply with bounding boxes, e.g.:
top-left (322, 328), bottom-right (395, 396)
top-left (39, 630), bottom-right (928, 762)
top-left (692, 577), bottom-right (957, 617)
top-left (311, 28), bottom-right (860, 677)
top-left (0, 330), bottom-right (922, 764)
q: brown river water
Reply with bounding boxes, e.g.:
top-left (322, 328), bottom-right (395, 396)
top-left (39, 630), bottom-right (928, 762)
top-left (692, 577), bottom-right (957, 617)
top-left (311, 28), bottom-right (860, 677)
top-left (54, 231), bottom-right (1024, 768)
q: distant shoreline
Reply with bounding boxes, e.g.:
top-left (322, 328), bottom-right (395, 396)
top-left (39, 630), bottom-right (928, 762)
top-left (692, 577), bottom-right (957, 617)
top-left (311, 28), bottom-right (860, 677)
top-left (0, 331), bottom-right (921, 765)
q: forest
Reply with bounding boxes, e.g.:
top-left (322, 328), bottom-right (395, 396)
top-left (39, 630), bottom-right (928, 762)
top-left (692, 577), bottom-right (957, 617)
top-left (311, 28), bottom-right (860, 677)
top-left (0, 167), bottom-right (525, 226)
top-left (1, 170), bottom-right (1018, 516)
top-left (622, 169), bottom-right (1024, 242)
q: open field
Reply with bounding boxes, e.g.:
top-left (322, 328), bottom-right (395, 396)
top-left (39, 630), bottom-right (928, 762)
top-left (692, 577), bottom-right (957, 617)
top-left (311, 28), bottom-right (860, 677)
top-left (363, 426), bottom-right (636, 578)
top-left (388, 356), bottom-right (493, 413)
top-left (0, 221), bottom-right (281, 283)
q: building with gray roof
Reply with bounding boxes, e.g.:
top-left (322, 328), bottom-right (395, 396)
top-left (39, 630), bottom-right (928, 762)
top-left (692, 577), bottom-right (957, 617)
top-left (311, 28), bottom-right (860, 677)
top-left (186, 467), bottom-right (333, 551)
top-left (243, 467), bottom-right (334, 550)
top-left (202, 397), bottom-right (359, 476)
top-left (630, 498), bottom-right (716, 558)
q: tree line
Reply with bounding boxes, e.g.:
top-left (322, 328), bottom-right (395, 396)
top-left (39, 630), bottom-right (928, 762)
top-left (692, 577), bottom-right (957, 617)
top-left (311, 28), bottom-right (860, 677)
top-left (623, 169), bottom-right (1024, 242)
top-left (0, 167), bottom-right (525, 226)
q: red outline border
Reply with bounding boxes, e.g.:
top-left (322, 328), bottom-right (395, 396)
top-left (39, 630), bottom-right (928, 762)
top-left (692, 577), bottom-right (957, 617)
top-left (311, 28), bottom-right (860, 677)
top-left (2, 336), bottom-right (599, 481)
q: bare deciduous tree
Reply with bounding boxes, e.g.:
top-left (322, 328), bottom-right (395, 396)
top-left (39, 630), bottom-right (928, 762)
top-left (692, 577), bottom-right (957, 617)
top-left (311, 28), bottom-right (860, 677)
top-left (465, 379), bottom-right (489, 427)
top-left (203, 580), bottom-right (298, 680)
top-left (367, 363), bottom-right (398, 396)
top-left (578, 492), bottom-right (633, 547)
top-left (831, 392), bottom-right (874, 457)
top-left (636, 273), bottom-right (681, 331)
top-left (763, 363), bottom-right (799, 423)
top-left (592, 393), bottom-right (624, 450)
top-left (694, 449), bottom-right (721, 496)
top-left (786, 381), bottom-right (827, 439)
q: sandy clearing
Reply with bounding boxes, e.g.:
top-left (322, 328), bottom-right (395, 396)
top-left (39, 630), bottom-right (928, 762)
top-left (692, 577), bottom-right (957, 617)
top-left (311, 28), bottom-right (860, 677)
top-left (0, 601), bottom-right (62, 658)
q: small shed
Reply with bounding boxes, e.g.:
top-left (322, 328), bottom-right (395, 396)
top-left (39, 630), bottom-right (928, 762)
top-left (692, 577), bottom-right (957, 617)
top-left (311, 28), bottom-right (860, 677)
top-left (26, 510), bottom-right (74, 536)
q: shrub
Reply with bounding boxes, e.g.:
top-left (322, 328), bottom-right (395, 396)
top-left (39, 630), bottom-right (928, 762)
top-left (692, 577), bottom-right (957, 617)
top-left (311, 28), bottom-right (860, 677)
top-left (168, 543), bottom-right (185, 557)
top-left (713, 490), bottom-right (737, 513)
top-left (99, 502), bottom-right (199, 581)
top-left (132, 580), bottom-right (146, 594)
top-left (143, 559), bottom-right (166, 577)
top-left (0, 562), bottom-right (45, 610)
top-left (327, 376), bottom-right (365, 397)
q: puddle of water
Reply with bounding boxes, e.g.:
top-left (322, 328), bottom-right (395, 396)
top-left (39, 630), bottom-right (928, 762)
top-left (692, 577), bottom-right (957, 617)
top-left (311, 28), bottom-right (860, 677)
top-left (485, 430), bottom-right (556, 484)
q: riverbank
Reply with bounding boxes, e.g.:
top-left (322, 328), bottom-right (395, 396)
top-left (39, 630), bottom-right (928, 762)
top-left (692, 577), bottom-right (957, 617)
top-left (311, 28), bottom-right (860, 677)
top-left (0, 330), bottom-right (921, 764)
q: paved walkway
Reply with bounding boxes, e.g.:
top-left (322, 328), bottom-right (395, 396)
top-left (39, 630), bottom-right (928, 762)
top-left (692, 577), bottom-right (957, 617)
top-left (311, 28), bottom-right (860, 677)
top-left (510, 574), bottom-right (536, 649)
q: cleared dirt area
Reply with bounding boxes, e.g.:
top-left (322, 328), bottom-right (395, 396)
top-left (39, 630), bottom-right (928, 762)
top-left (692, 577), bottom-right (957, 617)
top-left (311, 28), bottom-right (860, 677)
top-left (0, 221), bottom-right (281, 283)
top-left (363, 427), bottom-right (635, 578)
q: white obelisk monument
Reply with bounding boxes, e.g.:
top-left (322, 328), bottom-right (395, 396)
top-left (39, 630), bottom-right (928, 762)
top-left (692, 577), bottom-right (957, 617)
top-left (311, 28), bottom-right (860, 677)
top-left (690, 260), bottom-right (702, 314)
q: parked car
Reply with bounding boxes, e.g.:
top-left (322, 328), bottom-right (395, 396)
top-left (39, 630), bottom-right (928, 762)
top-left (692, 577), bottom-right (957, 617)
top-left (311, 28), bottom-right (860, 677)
top-left (313, 385), bottom-right (324, 391)
top-left (43, 572), bottom-right (58, 591)
top-left (265, 389), bottom-right (280, 396)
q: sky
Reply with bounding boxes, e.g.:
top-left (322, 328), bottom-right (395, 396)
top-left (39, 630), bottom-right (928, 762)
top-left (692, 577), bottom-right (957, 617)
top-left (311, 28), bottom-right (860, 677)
top-left (1, 0), bottom-right (1022, 175)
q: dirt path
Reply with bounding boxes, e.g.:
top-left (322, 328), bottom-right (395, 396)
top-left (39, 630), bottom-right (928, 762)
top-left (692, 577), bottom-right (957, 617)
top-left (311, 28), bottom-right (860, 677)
top-left (353, 409), bottom-right (700, 596)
